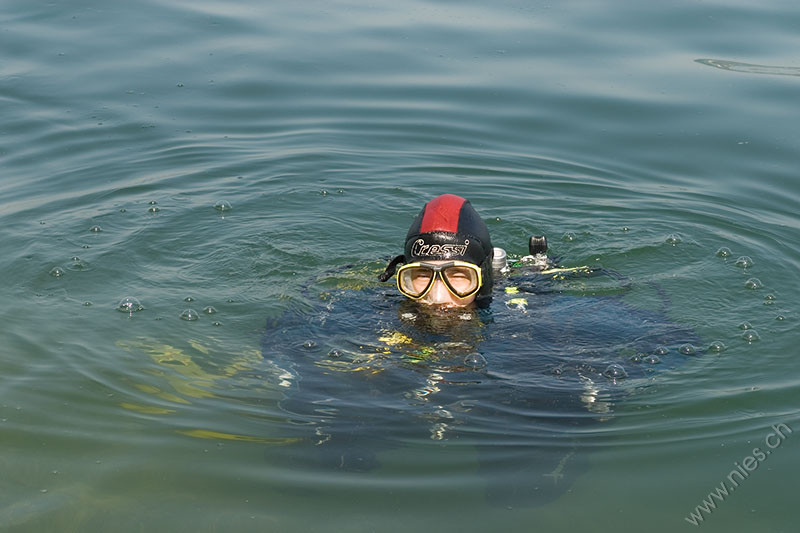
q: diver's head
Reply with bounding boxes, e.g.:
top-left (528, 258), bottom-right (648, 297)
top-left (379, 194), bottom-right (494, 308)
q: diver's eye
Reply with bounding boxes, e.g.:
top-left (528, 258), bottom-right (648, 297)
top-left (399, 267), bottom-right (435, 296)
top-left (444, 267), bottom-right (479, 293)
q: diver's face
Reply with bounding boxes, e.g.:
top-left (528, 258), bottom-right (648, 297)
top-left (414, 260), bottom-right (478, 308)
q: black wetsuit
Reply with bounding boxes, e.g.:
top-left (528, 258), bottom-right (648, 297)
top-left (261, 268), bottom-right (700, 505)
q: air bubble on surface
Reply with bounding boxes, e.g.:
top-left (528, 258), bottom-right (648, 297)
top-left (214, 200), bottom-right (232, 212)
top-left (742, 330), bottom-right (760, 343)
top-left (642, 354), bottom-right (661, 364)
top-left (776, 315), bottom-right (785, 321)
top-left (665, 233), bottom-right (682, 245)
top-left (203, 306), bottom-right (217, 314)
top-left (679, 344), bottom-right (697, 355)
top-left (464, 353), bottom-right (487, 369)
top-left (89, 225), bottom-right (102, 233)
top-left (184, 296), bottom-right (194, 302)
top-left (738, 321), bottom-right (753, 330)
top-left (67, 257), bottom-right (90, 271)
top-left (708, 341), bottom-right (728, 353)
top-left (148, 206), bottom-right (160, 213)
top-left (180, 309), bottom-right (199, 321)
top-left (302, 340), bottom-right (317, 349)
top-left (735, 256), bottom-right (753, 268)
top-left (716, 247), bottom-right (732, 257)
top-left (117, 297), bottom-right (143, 314)
top-left (654, 346), bottom-right (669, 356)
top-left (708, 341), bottom-right (727, 353)
top-left (49, 266), bottom-right (65, 277)
top-left (744, 278), bottom-right (762, 290)
top-left (561, 232), bottom-right (576, 242)
top-left (603, 363), bottom-right (628, 380)
top-left (763, 294), bottom-right (775, 305)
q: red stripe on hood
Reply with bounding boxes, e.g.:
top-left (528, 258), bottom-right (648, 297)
top-left (419, 194), bottom-right (465, 233)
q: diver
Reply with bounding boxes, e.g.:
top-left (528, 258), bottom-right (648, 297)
top-left (262, 192), bottom-right (701, 505)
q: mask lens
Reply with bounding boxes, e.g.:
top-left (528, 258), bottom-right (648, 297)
top-left (443, 265), bottom-right (480, 297)
top-left (399, 266), bottom-right (434, 297)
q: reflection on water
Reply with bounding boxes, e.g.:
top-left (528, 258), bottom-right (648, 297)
top-left (696, 58), bottom-right (800, 77)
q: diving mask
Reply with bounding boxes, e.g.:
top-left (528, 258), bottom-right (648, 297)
top-left (396, 260), bottom-right (483, 300)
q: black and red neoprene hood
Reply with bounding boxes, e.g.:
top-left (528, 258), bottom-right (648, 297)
top-left (404, 194), bottom-right (493, 265)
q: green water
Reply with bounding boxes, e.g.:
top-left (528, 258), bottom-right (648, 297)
top-left (2, 0), bottom-right (798, 531)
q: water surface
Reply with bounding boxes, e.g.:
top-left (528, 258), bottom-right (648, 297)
top-left (1, 0), bottom-right (798, 531)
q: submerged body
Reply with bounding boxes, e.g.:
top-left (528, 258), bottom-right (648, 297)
top-left (261, 265), bottom-right (701, 504)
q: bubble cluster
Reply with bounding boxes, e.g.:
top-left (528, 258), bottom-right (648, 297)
top-left (735, 256), bottom-right (753, 268)
top-left (716, 247), bottom-right (732, 258)
top-left (117, 297), bottom-right (143, 314)
top-left (744, 278), bottom-right (763, 290)
top-left (179, 309), bottom-right (199, 321)
top-left (603, 363), bottom-right (628, 380)
top-left (464, 353), bottom-right (487, 369)
top-left (763, 294), bottom-right (776, 305)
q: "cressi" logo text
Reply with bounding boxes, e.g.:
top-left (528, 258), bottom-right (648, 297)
top-left (411, 238), bottom-right (469, 258)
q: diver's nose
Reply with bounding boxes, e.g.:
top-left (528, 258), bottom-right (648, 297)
top-left (426, 279), bottom-right (452, 304)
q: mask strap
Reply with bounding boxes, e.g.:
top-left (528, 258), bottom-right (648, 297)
top-left (378, 255), bottom-right (406, 282)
